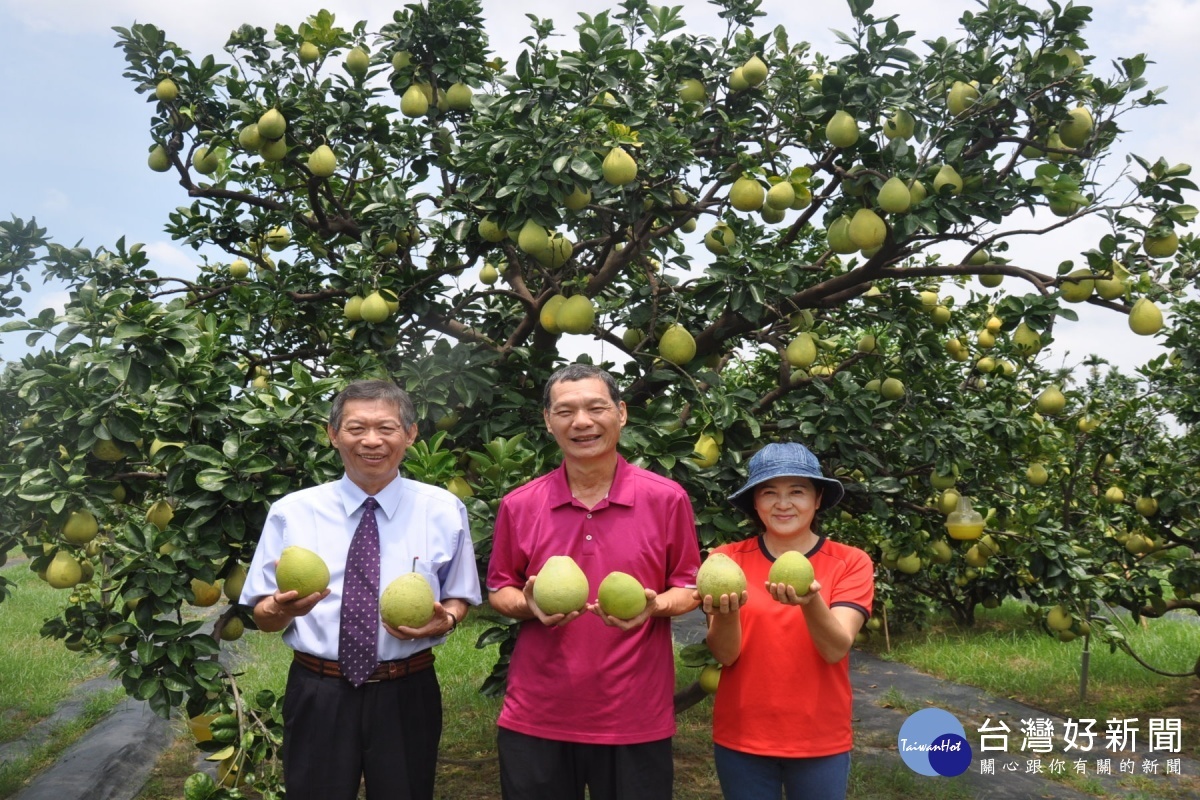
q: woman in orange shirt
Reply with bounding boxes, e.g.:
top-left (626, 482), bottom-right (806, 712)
top-left (702, 442), bottom-right (874, 800)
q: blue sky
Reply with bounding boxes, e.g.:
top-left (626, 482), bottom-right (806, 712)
top-left (0, 0), bottom-right (1196, 375)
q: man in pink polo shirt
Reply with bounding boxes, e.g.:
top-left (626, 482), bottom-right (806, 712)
top-left (487, 363), bottom-right (702, 800)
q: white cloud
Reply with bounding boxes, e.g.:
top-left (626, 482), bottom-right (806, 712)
top-left (143, 241), bottom-right (202, 280)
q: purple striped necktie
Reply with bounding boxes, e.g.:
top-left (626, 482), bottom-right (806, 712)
top-left (339, 496), bottom-right (380, 686)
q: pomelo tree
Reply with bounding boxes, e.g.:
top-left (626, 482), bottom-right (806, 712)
top-left (1, 0), bottom-right (1198, 792)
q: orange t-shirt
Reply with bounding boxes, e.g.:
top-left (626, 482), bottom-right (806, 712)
top-left (711, 536), bottom-right (874, 758)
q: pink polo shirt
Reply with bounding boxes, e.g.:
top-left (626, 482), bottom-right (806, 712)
top-left (487, 457), bottom-right (701, 744)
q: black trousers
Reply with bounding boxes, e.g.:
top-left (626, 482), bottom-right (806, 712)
top-left (497, 727), bottom-right (673, 800)
top-left (281, 660), bottom-right (442, 800)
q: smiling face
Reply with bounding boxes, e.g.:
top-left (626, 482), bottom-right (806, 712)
top-left (753, 476), bottom-right (823, 541)
top-left (328, 398), bottom-right (418, 495)
top-left (543, 377), bottom-right (628, 465)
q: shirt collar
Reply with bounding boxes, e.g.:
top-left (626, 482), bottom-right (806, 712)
top-left (547, 455), bottom-right (635, 509)
top-left (337, 472), bottom-right (405, 520)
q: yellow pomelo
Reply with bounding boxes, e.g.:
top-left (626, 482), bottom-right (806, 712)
top-left (445, 82), bottom-right (473, 111)
top-left (345, 47), bottom-right (370, 77)
top-left (696, 553), bottom-right (747, 600)
top-left (825, 110), bottom-right (859, 148)
top-left (933, 165), bottom-right (963, 195)
top-left (729, 176), bottom-right (764, 212)
top-left (447, 476), bottom-right (474, 499)
top-left (728, 67), bottom-right (749, 92)
top-left (1026, 463), bottom-right (1049, 486)
top-left (896, 553), bottom-right (923, 574)
top-left (768, 550), bottom-right (815, 595)
top-left (265, 226), bottom-right (291, 251)
top-left (882, 108), bottom-right (915, 139)
top-left (381, 572), bottom-right (436, 629)
top-left (765, 180), bottom-right (795, 210)
top-left (276, 546), bottom-right (330, 598)
top-left (229, 259), bottom-right (250, 279)
top-left (400, 84), bottom-right (430, 118)
top-left (1136, 496), bottom-right (1158, 517)
top-left (238, 124), bottom-right (262, 150)
top-left (360, 292), bottom-right (391, 324)
top-left (46, 552), bottom-right (83, 589)
top-left (785, 333), bottom-right (818, 368)
top-left (479, 263), bottom-right (499, 285)
top-left (1057, 106), bottom-right (1093, 148)
top-left (564, 186), bottom-right (592, 211)
top-left (699, 664), bottom-right (721, 694)
top-left (190, 579), bottom-right (221, 607)
top-left (741, 55), bottom-right (768, 86)
top-left (556, 295), bottom-right (596, 335)
top-left (597, 571), bottom-right (648, 619)
top-left (257, 109), bottom-right (287, 141)
top-left (679, 78), bottom-right (707, 103)
top-left (308, 145), bottom-right (337, 177)
top-left (193, 147), bottom-right (220, 175)
top-left (344, 295), bottom-right (364, 321)
top-left (539, 294), bottom-right (567, 334)
top-left (1128, 298), bottom-right (1163, 336)
top-left (877, 177), bottom-right (912, 214)
top-left (146, 499), bottom-right (175, 531)
top-left (147, 145), bottom-right (172, 173)
top-left (63, 510), bottom-right (99, 545)
top-left (602, 147), bottom-right (638, 186)
top-left (259, 137), bottom-right (288, 162)
top-left (155, 78), bottom-right (179, 102)
top-left (658, 324), bottom-right (697, 365)
top-left (1059, 269), bottom-right (1094, 303)
top-left (848, 208), bottom-right (887, 251)
top-left (880, 377), bottom-right (906, 401)
top-left (1046, 605), bottom-right (1073, 632)
top-left (908, 180), bottom-right (927, 204)
top-left (533, 555), bottom-right (589, 615)
top-left (827, 216), bottom-right (856, 254)
top-left (1035, 385), bottom-right (1067, 415)
top-left (692, 434), bottom-right (720, 468)
top-left (92, 439), bottom-right (125, 462)
top-left (220, 617), bottom-right (245, 641)
top-left (1142, 231), bottom-right (1178, 259)
top-left (478, 216), bottom-right (506, 242)
top-left (224, 565), bottom-right (247, 602)
top-left (517, 220), bottom-right (550, 254)
top-left (704, 223), bottom-right (735, 255)
top-left (1012, 322), bottom-right (1042, 355)
top-left (947, 80), bottom-right (980, 116)
top-left (298, 42), bottom-right (320, 64)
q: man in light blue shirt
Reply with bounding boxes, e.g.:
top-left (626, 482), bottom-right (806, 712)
top-left (241, 379), bottom-right (482, 800)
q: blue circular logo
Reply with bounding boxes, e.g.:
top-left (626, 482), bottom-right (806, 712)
top-left (897, 708), bottom-right (973, 776)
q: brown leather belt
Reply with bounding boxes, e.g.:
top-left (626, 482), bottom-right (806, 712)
top-left (293, 649), bottom-right (435, 682)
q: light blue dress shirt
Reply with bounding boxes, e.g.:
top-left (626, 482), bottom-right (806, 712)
top-left (240, 472), bottom-right (482, 661)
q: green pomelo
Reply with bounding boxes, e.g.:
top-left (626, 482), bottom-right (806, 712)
top-left (381, 572), bottom-right (436, 629)
top-left (597, 571), bottom-right (648, 620)
top-left (768, 550), bottom-right (815, 595)
top-left (696, 553), bottom-right (747, 600)
top-left (276, 546), bottom-right (330, 598)
top-left (533, 555), bottom-right (589, 615)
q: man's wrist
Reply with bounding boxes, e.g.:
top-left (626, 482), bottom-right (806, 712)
top-left (446, 610), bottom-right (459, 632)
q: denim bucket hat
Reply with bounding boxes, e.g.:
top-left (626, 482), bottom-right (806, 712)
top-left (728, 442), bottom-right (845, 516)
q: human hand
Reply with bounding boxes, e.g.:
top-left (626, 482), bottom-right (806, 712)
top-left (766, 579), bottom-right (822, 606)
top-left (270, 587), bottom-right (330, 617)
top-left (383, 602), bottom-right (458, 640)
top-left (698, 590), bottom-right (748, 615)
top-left (589, 588), bottom-right (658, 630)
top-left (524, 575), bottom-right (584, 627)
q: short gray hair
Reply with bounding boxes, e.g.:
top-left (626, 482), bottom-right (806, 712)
top-left (543, 364), bottom-right (622, 410)
top-left (329, 380), bottom-right (417, 430)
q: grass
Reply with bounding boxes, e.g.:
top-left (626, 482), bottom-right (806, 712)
top-left (0, 563), bottom-right (109, 744)
top-left (863, 599), bottom-right (1199, 760)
